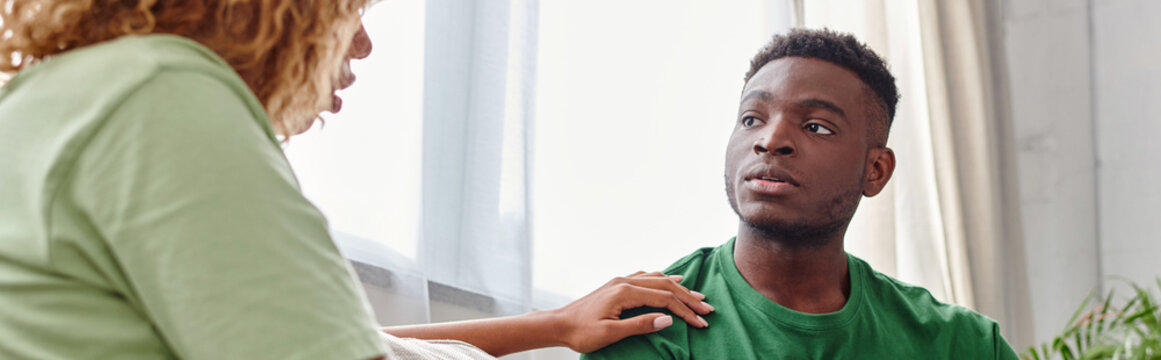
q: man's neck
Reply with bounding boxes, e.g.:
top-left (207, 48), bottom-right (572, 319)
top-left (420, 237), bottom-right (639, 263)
top-left (732, 224), bottom-right (851, 314)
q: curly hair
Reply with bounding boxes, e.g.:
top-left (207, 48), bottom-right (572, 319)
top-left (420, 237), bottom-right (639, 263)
top-left (0, 0), bottom-right (370, 137)
top-left (745, 28), bottom-right (899, 142)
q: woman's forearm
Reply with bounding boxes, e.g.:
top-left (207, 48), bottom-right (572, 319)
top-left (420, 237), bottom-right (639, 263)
top-left (382, 310), bottom-right (566, 357)
top-left (382, 272), bottom-right (713, 357)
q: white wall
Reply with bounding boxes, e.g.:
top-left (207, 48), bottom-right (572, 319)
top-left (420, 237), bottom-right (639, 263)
top-left (1092, 0), bottom-right (1161, 293)
top-left (999, 0), bottom-right (1100, 350)
top-left (1000, 0), bottom-right (1161, 351)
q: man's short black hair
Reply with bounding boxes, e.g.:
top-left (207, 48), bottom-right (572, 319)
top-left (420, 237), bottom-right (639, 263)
top-left (745, 28), bottom-right (900, 132)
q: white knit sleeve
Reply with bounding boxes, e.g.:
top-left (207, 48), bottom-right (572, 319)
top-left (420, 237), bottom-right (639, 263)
top-left (379, 333), bottom-right (497, 360)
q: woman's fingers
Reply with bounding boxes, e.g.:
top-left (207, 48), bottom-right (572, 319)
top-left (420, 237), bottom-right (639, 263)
top-left (556, 271), bottom-right (714, 353)
top-left (607, 313), bottom-right (673, 338)
top-left (630, 272), bottom-right (700, 300)
top-left (616, 274), bottom-right (715, 315)
top-left (612, 284), bottom-right (709, 328)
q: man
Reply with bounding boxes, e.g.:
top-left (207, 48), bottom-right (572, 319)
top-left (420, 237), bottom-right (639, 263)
top-left (582, 29), bottom-right (1020, 359)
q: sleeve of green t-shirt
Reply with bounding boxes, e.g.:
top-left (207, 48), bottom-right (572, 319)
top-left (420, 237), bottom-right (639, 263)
top-left (580, 322), bottom-right (688, 360)
top-left (68, 69), bottom-right (386, 360)
top-left (994, 323), bottom-right (1020, 360)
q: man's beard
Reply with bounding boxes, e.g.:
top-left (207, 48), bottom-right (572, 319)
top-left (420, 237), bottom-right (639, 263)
top-left (725, 174), bottom-right (864, 249)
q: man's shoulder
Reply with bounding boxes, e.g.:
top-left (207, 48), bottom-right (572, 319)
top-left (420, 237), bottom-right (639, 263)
top-left (661, 239), bottom-right (733, 279)
top-left (580, 328), bottom-right (688, 360)
top-left (856, 257), bottom-right (998, 333)
top-left (581, 241), bottom-right (735, 360)
top-left (618, 240), bottom-right (731, 319)
top-left (662, 245), bottom-right (717, 275)
top-left (855, 258), bottom-right (1016, 357)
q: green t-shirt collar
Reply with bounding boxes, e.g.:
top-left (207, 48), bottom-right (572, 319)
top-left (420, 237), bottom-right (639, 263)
top-left (716, 237), bottom-right (866, 331)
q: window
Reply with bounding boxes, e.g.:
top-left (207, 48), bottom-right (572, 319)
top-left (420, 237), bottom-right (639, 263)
top-left (285, 0), bottom-right (425, 263)
top-left (532, 0), bottom-right (793, 300)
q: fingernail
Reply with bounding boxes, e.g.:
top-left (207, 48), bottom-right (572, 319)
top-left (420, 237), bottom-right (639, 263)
top-left (669, 275), bottom-right (684, 281)
top-left (653, 315), bottom-right (673, 330)
top-left (698, 316), bottom-right (708, 328)
top-left (691, 291), bottom-right (706, 300)
top-left (702, 302), bottom-right (715, 312)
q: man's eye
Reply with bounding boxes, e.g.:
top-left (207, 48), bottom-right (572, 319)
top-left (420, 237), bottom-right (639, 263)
top-left (742, 117), bottom-right (762, 128)
top-left (805, 123), bottom-right (834, 135)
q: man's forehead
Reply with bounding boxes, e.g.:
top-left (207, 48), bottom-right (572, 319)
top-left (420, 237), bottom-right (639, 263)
top-left (741, 57), bottom-right (871, 108)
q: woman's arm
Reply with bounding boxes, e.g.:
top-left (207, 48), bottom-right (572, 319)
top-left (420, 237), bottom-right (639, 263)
top-left (383, 272), bottom-right (714, 357)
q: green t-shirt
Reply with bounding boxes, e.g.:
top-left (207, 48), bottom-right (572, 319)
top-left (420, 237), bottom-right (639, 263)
top-left (0, 35), bottom-right (386, 359)
top-left (582, 238), bottom-right (1019, 359)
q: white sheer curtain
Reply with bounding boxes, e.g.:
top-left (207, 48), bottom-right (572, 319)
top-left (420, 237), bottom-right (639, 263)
top-left (802, 0), bottom-right (1019, 337)
top-left (284, 0), bottom-right (432, 326)
top-left (531, 0), bottom-right (795, 302)
top-left (285, 0), bottom-right (543, 333)
top-left (288, 2), bottom-right (797, 358)
top-left (803, 0), bottom-right (965, 303)
top-left (288, 0), bottom-right (1022, 357)
top-left (421, 0), bottom-right (538, 313)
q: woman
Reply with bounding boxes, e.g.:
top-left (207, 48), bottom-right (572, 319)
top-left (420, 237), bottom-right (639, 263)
top-left (0, 0), bottom-right (713, 359)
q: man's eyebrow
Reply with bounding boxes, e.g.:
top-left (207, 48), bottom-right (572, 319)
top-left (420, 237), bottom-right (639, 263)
top-left (740, 90), bottom-right (772, 103)
top-left (797, 98), bottom-right (846, 119)
top-left (740, 92), bottom-right (849, 122)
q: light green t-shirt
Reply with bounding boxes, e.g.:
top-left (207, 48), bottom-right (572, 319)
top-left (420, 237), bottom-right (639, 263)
top-left (0, 35), bottom-right (386, 359)
top-left (582, 238), bottom-right (1020, 359)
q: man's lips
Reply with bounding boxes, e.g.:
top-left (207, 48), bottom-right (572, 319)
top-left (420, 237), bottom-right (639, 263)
top-left (744, 178), bottom-right (796, 195)
top-left (743, 167), bottom-right (800, 186)
top-left (742, 166), bottom-right (800, 195)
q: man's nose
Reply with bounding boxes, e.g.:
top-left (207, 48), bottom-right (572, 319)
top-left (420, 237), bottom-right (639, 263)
top-left (753, 119), bottom-right (796, 157)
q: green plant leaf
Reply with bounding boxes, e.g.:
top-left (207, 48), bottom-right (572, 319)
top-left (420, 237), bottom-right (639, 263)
top-left (1080, 344), bottom-right (1117, 359)
top-left (1096, 288), bottom-right (1116, 335)
top-left (1027, 277), bottom-right (1161, 360)
top-left (1030, 346), bottom-right (1049, 360)
top-left (1068, 291), bottom-right (1098, 330)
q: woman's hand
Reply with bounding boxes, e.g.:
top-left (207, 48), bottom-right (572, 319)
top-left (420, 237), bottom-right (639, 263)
top-left (381, 271), bottom-right (714, 357)
top-left (550, 271), bottom-right (715, 353)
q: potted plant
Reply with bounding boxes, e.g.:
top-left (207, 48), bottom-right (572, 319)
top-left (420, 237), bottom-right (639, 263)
top-left (1024, 278), bottom-right (1161, 360)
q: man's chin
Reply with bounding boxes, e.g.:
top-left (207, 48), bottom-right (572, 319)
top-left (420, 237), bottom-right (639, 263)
top-left (740, 216), bottom-right (801, 234)
top-left (738, 216), bottom-right (845, 247)
top-left (735, 202), bottom-right (797, 223)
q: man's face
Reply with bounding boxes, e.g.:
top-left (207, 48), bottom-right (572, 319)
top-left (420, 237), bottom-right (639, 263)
top-left (724, 57), bottom-right (892, 243)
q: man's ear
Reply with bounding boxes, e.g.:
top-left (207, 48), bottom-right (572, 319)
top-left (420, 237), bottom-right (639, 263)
top-left (863, 147), bottom-right (895, 197)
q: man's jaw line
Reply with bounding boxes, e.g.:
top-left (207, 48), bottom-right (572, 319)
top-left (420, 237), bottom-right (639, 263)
top-left (726, 184), bottom-right (851, 253)
top-left (732, 218), bottom-right (853, 314)
top-left (736, 216), bottom-right (847, 251)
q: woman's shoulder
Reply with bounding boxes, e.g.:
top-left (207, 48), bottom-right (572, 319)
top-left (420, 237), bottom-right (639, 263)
top-left (8, 35), bottom-right (256, 116)
top-left (16, 35), bottom-right (229, 88)
top-left (3, 34), bottom-right (272, 146)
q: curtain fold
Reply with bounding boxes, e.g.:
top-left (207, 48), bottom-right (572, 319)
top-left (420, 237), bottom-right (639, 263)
top-left (803, 0), bottom-right (1023, 339)
top-left (421, 0), bottom-right (539, 311)
top-left (916, 0), bottom-right (1015, 329)
top-left (915, 0), bottom-right (1032, 345)
top-left (298, 0), bottom-right (1029, 353)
